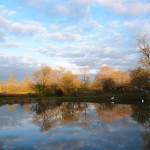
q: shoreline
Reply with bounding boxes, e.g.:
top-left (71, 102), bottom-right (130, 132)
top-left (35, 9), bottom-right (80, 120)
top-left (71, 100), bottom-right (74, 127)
top-left (0, 93), bottom-right (150, 105)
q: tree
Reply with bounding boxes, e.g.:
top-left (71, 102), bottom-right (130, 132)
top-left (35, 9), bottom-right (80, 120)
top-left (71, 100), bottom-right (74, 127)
top-left (98, 65), bottom-right (116, 76)
top-left (129, 67), bottom-right (149, 90)
top-left (93, 66), bottom-right (116, 93)
top-left (94, 66), bottom-right (116, 84)
top-left (7, 74), bottom-right (17, 93)
top-left (48, 67), bottom-right (66, 95)
top-left (79, 67), bottom-right (90, 88)
top-left (9, 74), bottom-right (15, 83)
top-left (137, 34), bottom-right (150, 70)
top-left (102, 78), bottom-right (115, 93)
top-left (32, 65), bottom-right (67, 96)
top-left (60, 71), bottom-right (82, 96)
top-left (22, 74), bottom-right (31, 92)
top-left (111, 71), bottom-right (130, 86)
top-left (33, 65), bottom-right (52, 96)
top-left (24, 74), bottom-right (30, 84)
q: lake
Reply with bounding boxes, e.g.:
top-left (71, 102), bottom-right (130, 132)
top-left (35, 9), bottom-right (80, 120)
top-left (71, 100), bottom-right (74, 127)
top-left (0, 101), bottom-right (149, 150)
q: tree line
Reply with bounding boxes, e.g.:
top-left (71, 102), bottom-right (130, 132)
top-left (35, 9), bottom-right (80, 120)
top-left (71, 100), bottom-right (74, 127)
top-left (0, 74), bottom-right (31, 93)
top-left (0, 35), bottom-right (149, 96)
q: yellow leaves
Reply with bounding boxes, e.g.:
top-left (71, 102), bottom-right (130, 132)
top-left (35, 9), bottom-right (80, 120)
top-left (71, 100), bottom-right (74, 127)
top-left (60, 71), bottom-right (81, 95)
top-left (94, 66), bottom-right (130, 92)
top-left (110, 71), bottom-right (131, 86)
top-left (97, 65), bottom-right (116, 76)
top-left (129, 67), bottom-right (149, 89)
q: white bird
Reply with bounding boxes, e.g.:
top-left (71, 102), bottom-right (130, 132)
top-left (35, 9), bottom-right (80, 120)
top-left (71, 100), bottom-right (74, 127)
top-left (142, 99), bottom-right (144, 103)
top-left (111, 97), bottom-right (114, 100)
top-left (111, 101), bottom-right (114, 104)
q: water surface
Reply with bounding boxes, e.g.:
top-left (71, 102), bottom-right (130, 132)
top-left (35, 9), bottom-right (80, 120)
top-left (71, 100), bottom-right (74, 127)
top-left (0, 101), bottom-right (149, 150)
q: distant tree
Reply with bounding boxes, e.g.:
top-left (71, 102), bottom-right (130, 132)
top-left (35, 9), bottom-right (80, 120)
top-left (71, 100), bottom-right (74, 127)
top-left (94, 66), bottom-right (132, 93)
top-left (111, 71), bottom-right (131, 86)
top-left (7, 74), bottom-right (17, 93)
top-left (129, 67), bottom-right (149, 90)
top-left (33, 65), bottom-right (52, 96)
top-left (49, 67), bottom-right (66, 95)
top-left (93, 66), bottom-right (116, 93)
top-left (79, 67), bottom-right (90, 88)
top-left (24, 74), bottom-right (30, 83)
top-left (99, 65), bottom-right (116, 76)
top-left (22, 74), bottom-right (31, 92)
top-left (32, 65), bottom-right (68, 96)
top-left (0, 82), bottom-right (3, 92)
top-left (102, 78), bottom-right (115, 93)
top-left (60, 71), bottom-right (82, 96)
top-left (9, 74), bottom-right (15, 83)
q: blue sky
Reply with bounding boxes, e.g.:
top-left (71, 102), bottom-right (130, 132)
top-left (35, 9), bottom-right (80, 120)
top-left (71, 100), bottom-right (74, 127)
top-left (0, 0), bottom-right (150, 80)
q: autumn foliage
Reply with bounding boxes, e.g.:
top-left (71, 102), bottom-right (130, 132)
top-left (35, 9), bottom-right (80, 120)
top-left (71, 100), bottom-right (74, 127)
top-left (0, 66), bottom-right (149, 96)
top-left (0, 74), bottom-right (32, 93)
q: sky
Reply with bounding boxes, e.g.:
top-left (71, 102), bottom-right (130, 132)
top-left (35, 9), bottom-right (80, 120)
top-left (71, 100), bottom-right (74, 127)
top-left (0, 0), bottom-right (150, 80)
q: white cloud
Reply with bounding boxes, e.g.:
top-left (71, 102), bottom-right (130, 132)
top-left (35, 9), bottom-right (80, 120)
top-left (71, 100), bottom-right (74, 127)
top-left (26, 0), bottom-right (150, 18)
top-left (97, 0), bottom-right (150, 15)
top-left (26, 0), bottom-right (94, 21)
top-left (0, 16), bottom-right (46, 36)
top-left (0, 0), bottom-right (149, 80)
top-left (2, 40), bottom-right (24, 48)
top-left (35, 32), bottom-right (138, 72)
top-left (49, 19), bottom-right (101, 34)
top-left (35, 32), bottom-right (84, 42)
top-left (0, 31), bottom-right (5, 42)
top-left (129, 2), bottom-right (150, 15)
top-left (98, 0), bottom-right (125, 12)
top-left (124, 19), bottom-right (150, 34)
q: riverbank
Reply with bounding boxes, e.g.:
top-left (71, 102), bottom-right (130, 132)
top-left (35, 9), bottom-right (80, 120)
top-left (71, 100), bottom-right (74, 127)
top-left (0, 93), bottom-right (150, 105)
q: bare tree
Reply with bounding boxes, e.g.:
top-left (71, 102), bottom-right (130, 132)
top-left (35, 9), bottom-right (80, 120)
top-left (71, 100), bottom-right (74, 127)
top-left (137, 34), bottom-right (150, 70)
top-left (79, 67), bottom-right (90, 88)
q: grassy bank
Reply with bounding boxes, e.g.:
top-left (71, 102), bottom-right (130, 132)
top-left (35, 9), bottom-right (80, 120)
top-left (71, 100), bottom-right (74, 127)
top-left (0, 92), bottom-right (150, 105)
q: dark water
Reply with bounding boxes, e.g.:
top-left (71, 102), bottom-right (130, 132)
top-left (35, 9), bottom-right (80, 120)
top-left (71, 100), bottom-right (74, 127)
top-left (0, 101), bottom-right (149, 150)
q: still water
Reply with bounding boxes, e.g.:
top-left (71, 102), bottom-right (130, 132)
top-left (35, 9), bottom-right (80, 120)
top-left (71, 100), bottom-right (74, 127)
top-left (0, 101), bottom-right (149, 150)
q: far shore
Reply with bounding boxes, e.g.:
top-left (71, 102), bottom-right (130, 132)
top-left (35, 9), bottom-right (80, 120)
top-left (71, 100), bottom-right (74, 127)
top-left (0, 93), bottom-right (150, 105)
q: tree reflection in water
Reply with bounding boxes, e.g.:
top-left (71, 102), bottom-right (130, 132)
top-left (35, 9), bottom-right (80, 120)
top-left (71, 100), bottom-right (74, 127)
top-left (131, 105), bottom-right (150, 150)
top-left (31, 101), bottom-right (150, 150)
top-left (0, 101), bottom-right (149, 150)
top-left (60, 102), bottom-right (85, 124)
top-left (24, 104), bottom-right (30, 112)
top-left (31, 101), bottom-right (62, 132)
top-left (31, 101), bottom-right (87, 131)
top-left (95, 103), bottom-right (132, 124)
top-left (8, 104), bottom-right (15, 112)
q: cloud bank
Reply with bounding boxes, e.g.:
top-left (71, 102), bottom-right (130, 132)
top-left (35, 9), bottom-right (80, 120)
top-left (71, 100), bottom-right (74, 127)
top-left (0, 0), bottom-right (150, 80)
